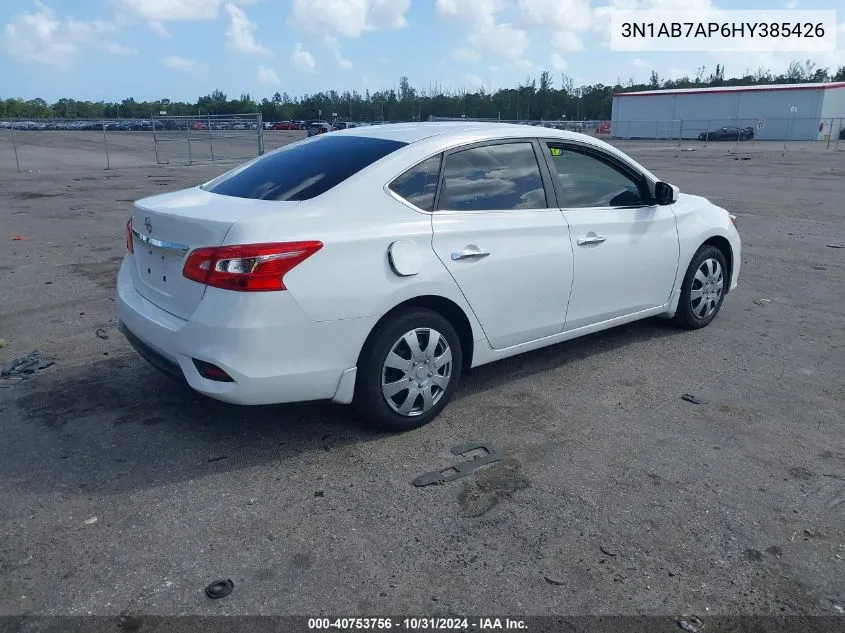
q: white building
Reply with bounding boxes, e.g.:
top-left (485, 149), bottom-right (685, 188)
top-left (611, 82), bottom-right (845, 141)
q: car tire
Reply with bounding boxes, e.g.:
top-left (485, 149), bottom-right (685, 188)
top-left (353, 308), bottom-right (463, 432)
top-left (673, 245), bottom-right (729, 330)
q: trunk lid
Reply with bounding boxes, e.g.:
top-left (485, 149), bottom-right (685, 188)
top-left (129, 187), bottom-right (300, 320)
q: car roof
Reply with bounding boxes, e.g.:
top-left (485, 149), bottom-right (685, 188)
top-left (326, 122), bottom-right (658, 178)
top-left (330, 121), bottom-right (595, 145)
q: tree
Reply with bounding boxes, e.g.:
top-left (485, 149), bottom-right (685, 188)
top-left (649, 70), bottom-right (661, 88)
top-left (785, 60), bottom-right (806, 81)
top-left (709, 64), bottom-right (725, 85)
top-left (0, 57), bottom-right (833, 124)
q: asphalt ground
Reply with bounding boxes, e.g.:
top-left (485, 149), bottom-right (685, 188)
top-left (0, 138), bottom-right (843, 622)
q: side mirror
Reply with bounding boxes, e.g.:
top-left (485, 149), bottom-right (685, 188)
top-left (655, 181), bottom-right (679, 205)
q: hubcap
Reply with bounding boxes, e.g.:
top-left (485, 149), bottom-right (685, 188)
top-left (381, 328), bottom-right (452, 417)
top-left (690, 257), bottom-right (724, 319)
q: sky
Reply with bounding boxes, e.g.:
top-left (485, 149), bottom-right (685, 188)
top-left (1, 0), bottom-right (844, 103)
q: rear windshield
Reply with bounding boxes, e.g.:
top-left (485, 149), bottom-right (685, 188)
top-left (202, 135), bottom-right (407, 201)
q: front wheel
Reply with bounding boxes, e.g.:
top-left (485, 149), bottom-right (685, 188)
top-left (673, 245), bottom-right (728, 330)
top-left (353, 308), bottom-right (463, 431)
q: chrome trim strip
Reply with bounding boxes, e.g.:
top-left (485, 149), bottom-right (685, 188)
top-left (131, 227), bottom-right (190, 255)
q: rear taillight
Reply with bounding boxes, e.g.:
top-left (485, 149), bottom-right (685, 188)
top-left (182, 241), bottom-right (323, 292)
top-left (126, 217), bottom-right (134, 253)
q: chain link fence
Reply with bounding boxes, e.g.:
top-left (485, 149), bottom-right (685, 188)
top-left (0, 113), bottom-right (265, 174)
top-left (428, 116), bottom-right (845, 150)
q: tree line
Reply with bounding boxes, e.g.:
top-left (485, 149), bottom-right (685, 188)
top-left (3, 60), bottom-right (843, 123)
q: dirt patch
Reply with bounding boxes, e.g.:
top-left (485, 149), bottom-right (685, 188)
top-left (66, 257), bottom-right (124, 290)
top-left (457, 458), bottom-right (530, 518)
top-left (5, 192), bottom-right (63, 200)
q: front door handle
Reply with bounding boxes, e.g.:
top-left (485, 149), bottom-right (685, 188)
top-left (577, 235), bottom-right (607, 246)
top-left (451, 245), bottom-right (491, 261)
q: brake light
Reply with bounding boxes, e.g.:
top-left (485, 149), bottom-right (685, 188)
top-left (126, 218), bottom-right (134, 253)
top-left (182, 241), bottom-right (323, 292)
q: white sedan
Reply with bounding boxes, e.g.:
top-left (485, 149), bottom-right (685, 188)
top-left (116, 122), bottom-right (740, 431)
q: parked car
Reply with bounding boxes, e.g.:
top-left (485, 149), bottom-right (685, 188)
top-left (698, 126), bottom-right (754, 141)
top-left (191, 122), bottom-right (208, 130)
top-left (307, 122), bottom-right (334, 136)
top-left (272, 121), bottom-right (299, 130)
top-left (595, 121), bottom-right (611, 134)
top-left (118, 122), bottom-right (741, 431)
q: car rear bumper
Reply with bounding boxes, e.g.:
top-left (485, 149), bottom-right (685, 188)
top-left (115, 256), bottom-right (373, 405)
top-left (119, 322), bottom-right (185, 383)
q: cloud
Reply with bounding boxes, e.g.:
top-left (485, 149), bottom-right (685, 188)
top-left (149, 21), bottom-right (169, 36)
top-left (104, 41), bottom-right (138, 55)
top-left (515, 0), bottom-right (590, 53)
top-left (224, 4), bottom-right (271, 56)
top-left (699, 21), bottom-right (845, 80)
top-left (435, 0), bottom-right (506, 30)
top-left (257, 64), bottom-right (281, 85)
top-left (512, 58), bottom-right (534, 71)
top-left (116, 0), bottom-right (256, 35)
top-left (462, 73), bottom-right (485, 90)
top-left (324, 35), bottom-right (353, 69)
top-left (550, 52), bottom-right (567, 71)
top-left (436, 0), bottom-right (529, 61)
top-left (452, 48), bottom-right (481, 62)
top-left (518, 0), bottom-right (593, 31)
top-left (289, 0), bottom-right (411, 39)
top-left (469, 22), bottom-right (529, 59)
top-left (163, 55), bottom-right (203, 71)
top-left (666, 66), bottom-right (693, 79)
top-left (3, 1), bottom-right (113, 66)
top-left (118, 0), bottom-right (258, 22)
top-left (632, 57), bottom-right (648, 68)
top-left (291, 42), bottom-right (316, 72)
top-left (551, 31), bottom-right (584, 52)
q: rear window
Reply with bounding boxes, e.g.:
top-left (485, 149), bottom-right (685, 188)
top-left (203, 135), bottom-right (407, 201)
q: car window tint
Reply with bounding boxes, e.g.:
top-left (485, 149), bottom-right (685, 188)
top-left (439, 143), bottom-right (547, 211)
top-left (546, 145), bottom-right (644, 208)
top-left (203, 135), bottom-right (407, 201)
top-left (388, 154), bottom-right (442, 211)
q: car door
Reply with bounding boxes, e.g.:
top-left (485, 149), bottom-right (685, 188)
top-left (430, 140), bottom-right (574, 350)
top-left (540, 141), bottom-right (680, 331)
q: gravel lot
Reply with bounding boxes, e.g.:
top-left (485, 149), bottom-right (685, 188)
top-left (0, 136), bottom-right (843, 622)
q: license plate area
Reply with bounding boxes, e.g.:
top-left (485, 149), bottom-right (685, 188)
top-left (136, 244), bottom-right (186, 290)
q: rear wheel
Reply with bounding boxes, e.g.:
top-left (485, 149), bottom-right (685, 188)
top-left (353, 308), bottom-right (462, 431)
top-left (673, 245), bottom-right (728, 330)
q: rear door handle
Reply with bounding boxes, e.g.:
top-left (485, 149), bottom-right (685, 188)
top-left (577, 236), bottom-right (607, 246)
top-left (451, 245), bottom-right (491, 260)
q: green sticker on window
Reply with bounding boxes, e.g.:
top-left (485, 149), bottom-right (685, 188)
top-left (550, 147), bottom-right (562, 156)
